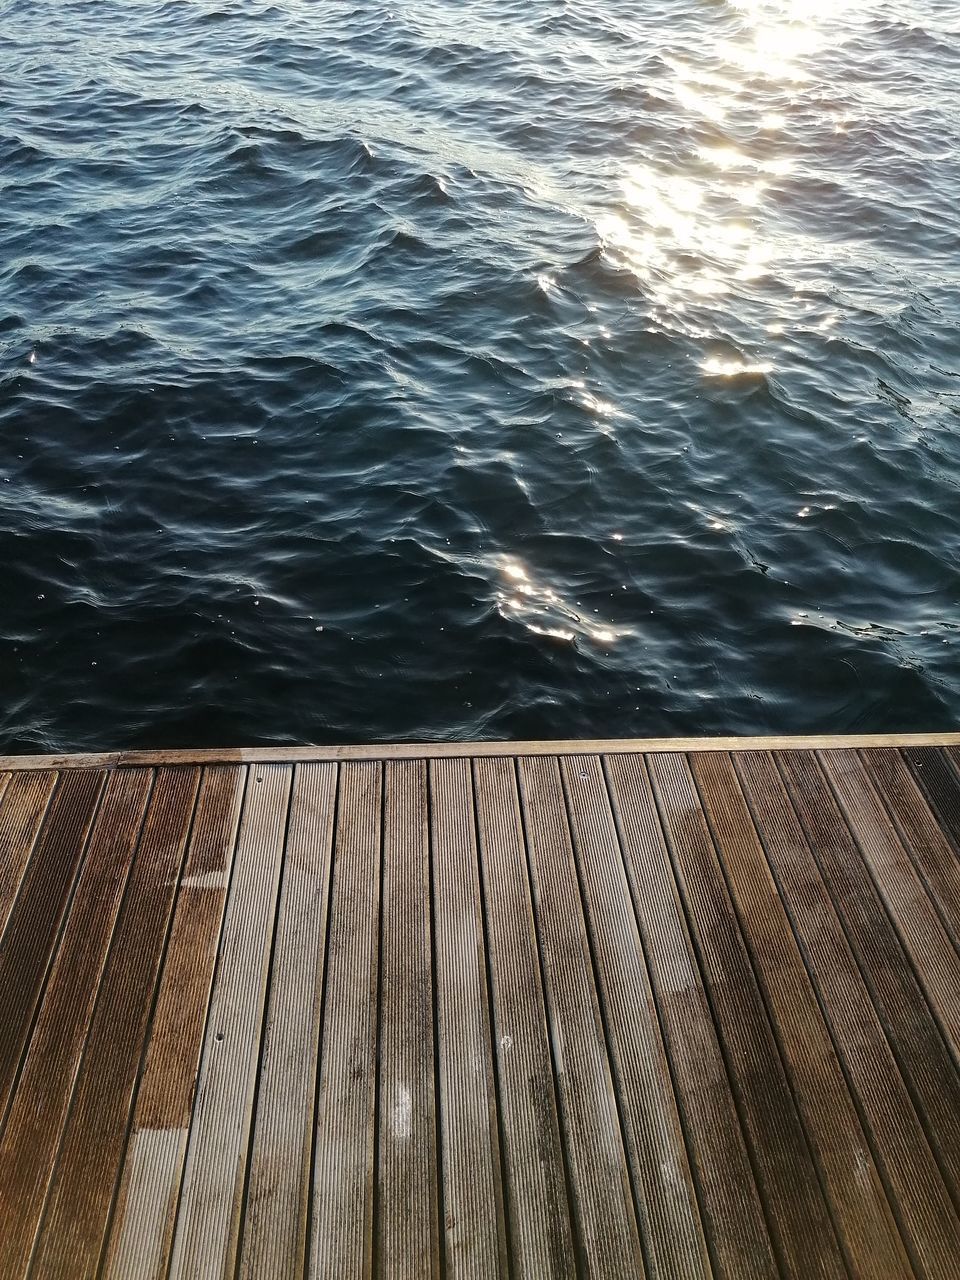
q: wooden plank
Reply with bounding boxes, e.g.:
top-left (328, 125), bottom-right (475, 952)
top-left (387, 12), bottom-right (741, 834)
top-left (647, 751), bottom-right (847, 1280)
top-left (604, 752), bottom-right (778, 1280)
top-left (473, 757), bottom-right (575, 1279)
top-left (309, 761), bottom-right (382, 1280)
top-left (167, 764), bottom-right (291, 1280)
top-left (235, 763), bottom-right (337, 1280)
top-left (376, 760), bottom-right (441, 1279)
top-left (820, 749), bottom-right (960, 1056)
top-left (0, 769), bottom-right (105, 1122)
top-left (0, 770), bottom-right (58, 946)
top-left (736, 750), bottom-right (960, 1279)
top-left (26, 766), bottom-right (201, 1280)
top-left (104, 765), bottom-right (246, 1280)
top-left (691, 751), bottom-right (912, 1278)
top-left (903, 747), bottom-right (960, 853)
top-left (560, 755), bottom-right (711, 1280)
top-left (862, 748), bottom-right (960, 942)
top-left (516, 755), bottom-right (645, 1277)
top-left (777, 749), bottom-right (960, 1206)
top-left (428, 757), bottom-right (506, 1279)
top-left (0, 769), bottom-right (151, 1264)
top-left (4, 731), bottom-right (960, 773)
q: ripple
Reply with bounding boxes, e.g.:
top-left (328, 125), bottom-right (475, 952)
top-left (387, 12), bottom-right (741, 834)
top-left (0, 0), bottom-right (958, 751)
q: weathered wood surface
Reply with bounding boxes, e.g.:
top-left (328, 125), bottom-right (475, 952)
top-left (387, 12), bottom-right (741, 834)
top-left (1, 740), bottom-right (960, 1277)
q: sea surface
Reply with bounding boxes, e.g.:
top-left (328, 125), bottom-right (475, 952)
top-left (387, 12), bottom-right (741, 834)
top-left (2, 0), bottom-right (959, 751)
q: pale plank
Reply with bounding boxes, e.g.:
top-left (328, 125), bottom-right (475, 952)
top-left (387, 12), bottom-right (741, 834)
top-left (27, 766), bottom-right (201, 1280)
top-left (473, 756), bottom-right (575, 1279)
top-left (309, 761), bottom-right (382, 1280)
top-left (737, 750), bottom-right (960, 1279)
top-left (238, 763), bottom-right (337, 1280)
top-left (647, 752), bottom-right (847, 1280)
top-left (429, 757), bottom-right (506, 1279)
top-left (604, 752), bottom-right (778, 1280)
top-left (516, 755), bottom-right (645, 1277)
top-left (560, 754), bottom-right (711, 1280)
top-left (820, 748), bottom-right (960, 1057)
top-left (0, 768), bottom-right (150, 1230)
top-left (5, 730), bottom-right (960, 773)
top-left (167, 764), bottom-right (291, 1280)
top-left (104, 765), bottom-right (246, 1280)
top-left (691, 751), bottom-right (912, 1279)
top-left (377, 760), bottom-right (441, 1279)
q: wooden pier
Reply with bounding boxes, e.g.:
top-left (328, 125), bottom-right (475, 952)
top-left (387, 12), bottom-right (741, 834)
top-left (2, 733), bottom-right (960, 1278)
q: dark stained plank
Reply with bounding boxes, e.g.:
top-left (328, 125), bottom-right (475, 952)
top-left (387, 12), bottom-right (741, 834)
top-left (691, 751), bottom-right (912, 1279)
top-left (560, 755), bottom-right (712, 1280)
top-left (0, 769), bottom-right (105, 1124)
top-left (428, 757), bottom-right (506, 1280)
top-left (376, 760), bottom-right (441, 1280)
top-left (604, 752), bottom-right (778, 1280)
top-left (861, 748), bottom-right (960, 946)
top-left (736, 750), bottom-right (960, 1279)
top-left (0, 771), bottom-right (57, 944)
top-left (27, 766), bottom-right (200, 1280)
top-left (516, 755), bottom-right (645, 1278)
top-left (236, 763), bottom-right (336, 1280)
top-left (0, 769), bottom-right (152, 1271)
top-left (777, 749), bottom-right (960, 1207)
top-left (820, 749), bottom-right (960, 1057)
top-left (903, 748), bottom-right (960, 854)
top-left (167, 764), bottom-right (291, 1280)
top-left (647, 751), bottom-right (847, 1280)
top-left (473, 756), bottom-right (575, 1279)
top-left (104, 765), bottom-right (246, 1280)
top-left (309, 761), bottom-right (382, 1280)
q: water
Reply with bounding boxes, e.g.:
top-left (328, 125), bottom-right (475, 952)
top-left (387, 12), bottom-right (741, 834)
top-left (2, 0), bottom-right (959, 752)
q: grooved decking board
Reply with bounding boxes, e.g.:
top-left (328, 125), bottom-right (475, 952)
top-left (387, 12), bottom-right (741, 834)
top-left (238, 763), bottom-right (336, 1280)
top-left (105, 765), bottom-right (246, 1280)
top-left (29, 766), bottom-right (200, 1279)
top-left (429, 756), bottom-right (506, 1279)
top-left (1, 737), bottom-right (960, 1278)
top-left (168, 765), bottom-right (291, 1280)
top-left (310, 761), bottom-right (382, 1280)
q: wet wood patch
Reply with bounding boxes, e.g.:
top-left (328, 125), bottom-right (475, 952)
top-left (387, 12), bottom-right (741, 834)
top-left (1, 741), bottom-right (959, 1277)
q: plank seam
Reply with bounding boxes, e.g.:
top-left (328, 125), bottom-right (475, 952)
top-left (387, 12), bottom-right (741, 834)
top-left (425, 762), bottom-right (447, 1280)
top-left (644, 754), bottom-right (797, 1280)
top-left (371, 762), bottom-right (386, 1280)
top-left (233, 764), bottom-right (301, 1280)
top-left (0, 771), bottom-right (61, 960)
top-left (3, 769), bottom-right (111, 1160)
top-left (729, 755), bottom-right (925, 1280)
top-left (686, 755), bottom-right (857, 1280)
top-left (555, 759), bottom-right (658, 1280)
top-left (21, 768), bottom-right (157, 1276)
top-left (600, 755), bottom-right (736, 1280)
top-left (303, 762), bottom-right (341, 1280)
top-left (159, 765), bottom-right (251, 1280)
top-left (772, 752), bottom-right (960, 1220)
top-left (512, 757), bottom-right (588, 1280)
top-left (901, 750), bottom-right (960, 859)
top-left (94, 768), bottom-right (206, 1280)
top-left (814, 750), bottom-right (960, 1079)
top-left (857, 750), bottom-right (960, 963)
top-left (471, 759), bottom-right (516, 1280)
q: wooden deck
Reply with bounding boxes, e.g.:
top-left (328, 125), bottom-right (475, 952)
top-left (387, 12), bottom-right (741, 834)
top-left (2, 734), bottom-right (960, 1278)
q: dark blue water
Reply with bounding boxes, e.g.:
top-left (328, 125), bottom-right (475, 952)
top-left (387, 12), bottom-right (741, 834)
top-left (2, 0), bottom-right (959, 751)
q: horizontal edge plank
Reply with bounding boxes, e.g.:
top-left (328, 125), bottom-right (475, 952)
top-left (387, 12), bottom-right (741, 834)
top-left (2, 732), bottom-right (960, 770)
